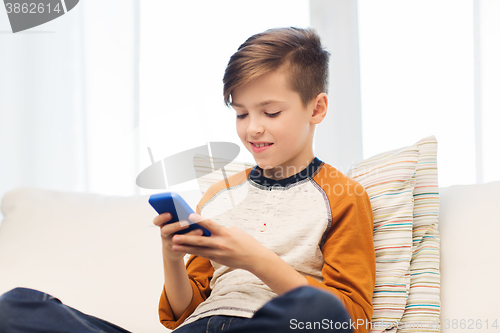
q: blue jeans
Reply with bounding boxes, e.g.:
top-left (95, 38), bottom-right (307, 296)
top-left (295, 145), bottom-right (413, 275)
top-left (0, 287), bottom-right (130, 333)
top-left (172, 315), bottom-right (251, 332)
top-left (0, 286), bottom-right (352, 333)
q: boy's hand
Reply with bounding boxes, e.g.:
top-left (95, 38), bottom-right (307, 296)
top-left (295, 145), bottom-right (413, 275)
top-left (153, 212), bottom-right (204, 261)
top-left (170, 213), bottom-right (272, 271)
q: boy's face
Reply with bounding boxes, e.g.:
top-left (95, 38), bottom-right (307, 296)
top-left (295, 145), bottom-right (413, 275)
top-left (231, 70), bottom-right (326, 179)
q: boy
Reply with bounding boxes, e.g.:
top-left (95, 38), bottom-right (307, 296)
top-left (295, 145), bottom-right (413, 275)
top-left (154, 27), bottom-right (375, 332)
top-left (0, 27), bottom-right (374, 333)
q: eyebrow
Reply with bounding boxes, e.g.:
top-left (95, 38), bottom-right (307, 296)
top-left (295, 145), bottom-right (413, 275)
top-left (230, 99), bottom-right (285, 108)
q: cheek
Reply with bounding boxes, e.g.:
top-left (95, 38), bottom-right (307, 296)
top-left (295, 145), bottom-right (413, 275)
top-left (275, 120), bottom-right (296, 137)
top-left (236, 123), bottom-right (246, 140)
top-left (280, 122), bottom-right (307, 142)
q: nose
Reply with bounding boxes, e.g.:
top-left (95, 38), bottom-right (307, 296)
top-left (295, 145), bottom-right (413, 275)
top-left (246, 115), bottom-right (264, 136)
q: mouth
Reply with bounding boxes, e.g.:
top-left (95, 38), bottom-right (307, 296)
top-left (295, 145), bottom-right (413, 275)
top-left (250, 142), bottom-right (274, 148)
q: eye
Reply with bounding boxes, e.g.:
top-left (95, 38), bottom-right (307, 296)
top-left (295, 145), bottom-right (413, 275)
top-left (266, 111), bottom-right (281, 118)
top-left (236, 114), bottom-right (248, 119)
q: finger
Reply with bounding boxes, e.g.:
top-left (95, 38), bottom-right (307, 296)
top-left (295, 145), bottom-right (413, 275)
top-left (184, 228), bottom-right (204, 237)
top-left (172, 244), bottom-right (216, 258)
top-left (179, 219), bottom-right (190, 227)
top-left (160, 221), bottom-right (190, 238)
top-left (188, 213), bottom-right (223, 232)
top-left (179, 214), bottom-right (208, 227)
top-left (153, 212), bottom-right (172, 226)
top-left (172, 232), bottom-right (212, 247)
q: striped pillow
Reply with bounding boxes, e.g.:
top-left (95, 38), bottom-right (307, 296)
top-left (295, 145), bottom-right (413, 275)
top-left (347, 143), bottom-right (419, 332)
top-left (397, 136), bottom-right (440, 332)
top-left (347, 135), bottom-right (440, 333)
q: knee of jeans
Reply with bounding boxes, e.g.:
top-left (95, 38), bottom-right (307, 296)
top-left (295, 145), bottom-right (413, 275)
top-left (0, 287), bottom-right (56, 312)
top-left (0, 287), bottom-right (26, 310)
top-left (289, 286), bottom-right (351, 320)
top-left (1, 287), bottom-right (42, 301)
top-left (0, 289), bottom-right (20, 329)
top-left (0, 287), bottom-right (54, 331)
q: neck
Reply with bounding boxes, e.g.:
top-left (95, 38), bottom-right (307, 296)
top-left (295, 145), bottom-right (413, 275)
top-left (262, 155), bottom-right (315, 180)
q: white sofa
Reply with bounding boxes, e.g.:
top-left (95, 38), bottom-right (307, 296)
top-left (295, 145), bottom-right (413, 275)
top-left (0, 181), bottom-right (499, 332)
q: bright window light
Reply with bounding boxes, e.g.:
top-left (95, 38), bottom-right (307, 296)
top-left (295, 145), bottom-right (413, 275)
top-left (479, 0), bottom-right (500, 184)
top-left (358, 0), bottom-right (475, 187)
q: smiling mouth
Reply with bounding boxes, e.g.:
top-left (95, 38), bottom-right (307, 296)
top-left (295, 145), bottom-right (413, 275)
top-left (251, 142), bottom-right (274, 148)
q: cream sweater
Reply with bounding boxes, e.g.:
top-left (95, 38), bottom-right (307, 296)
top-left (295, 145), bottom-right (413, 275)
top-left (159, 157), bottom-right (376, 333)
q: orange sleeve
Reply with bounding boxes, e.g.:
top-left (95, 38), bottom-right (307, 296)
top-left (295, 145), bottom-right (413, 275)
top-left (306, 177), bottom-right (376, 333)
top-left (158, 184), bottom-right (226, 330)
top-left (158, 254), bottom-right (214, 330)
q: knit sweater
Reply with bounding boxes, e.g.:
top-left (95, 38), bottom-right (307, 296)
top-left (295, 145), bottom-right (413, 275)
top-left (159, 157), bottom-right (376, 333)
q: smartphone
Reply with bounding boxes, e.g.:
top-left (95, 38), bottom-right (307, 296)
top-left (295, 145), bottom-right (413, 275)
top-left (149, 192), bottom-right (211, 237)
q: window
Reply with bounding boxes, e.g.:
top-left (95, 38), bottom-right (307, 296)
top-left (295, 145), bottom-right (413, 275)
top-left (358, 0), bottom-right (500, 186)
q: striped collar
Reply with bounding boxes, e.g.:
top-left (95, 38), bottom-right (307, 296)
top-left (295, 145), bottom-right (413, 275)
top-left (249, 157), bottom-right (323, 189)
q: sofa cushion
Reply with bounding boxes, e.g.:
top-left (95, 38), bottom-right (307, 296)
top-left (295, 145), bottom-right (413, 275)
top-left (439, 180), bottom-right (500, 333)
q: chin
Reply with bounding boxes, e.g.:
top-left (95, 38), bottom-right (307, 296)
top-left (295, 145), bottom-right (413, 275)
top-left (255, 162), bottom-right (275, 170)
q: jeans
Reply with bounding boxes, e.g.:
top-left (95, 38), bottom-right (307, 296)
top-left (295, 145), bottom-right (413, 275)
top-left (172, 315), bottom-right (251, 333)
top-left (0, 287), bottom-right (130, 333)
top-left (0, 286), bottom-right (352, 333)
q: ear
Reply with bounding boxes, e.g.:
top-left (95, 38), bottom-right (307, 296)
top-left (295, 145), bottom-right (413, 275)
top-left (310, 93), bottom-right (328, 125)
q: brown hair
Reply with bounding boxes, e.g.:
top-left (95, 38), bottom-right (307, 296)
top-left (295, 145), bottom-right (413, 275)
top-left (223, 27), bottom-right (330, 108)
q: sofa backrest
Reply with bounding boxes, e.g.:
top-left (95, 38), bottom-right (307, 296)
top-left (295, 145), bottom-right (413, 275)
top-left (439, 180), bottom-right (500, 333)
